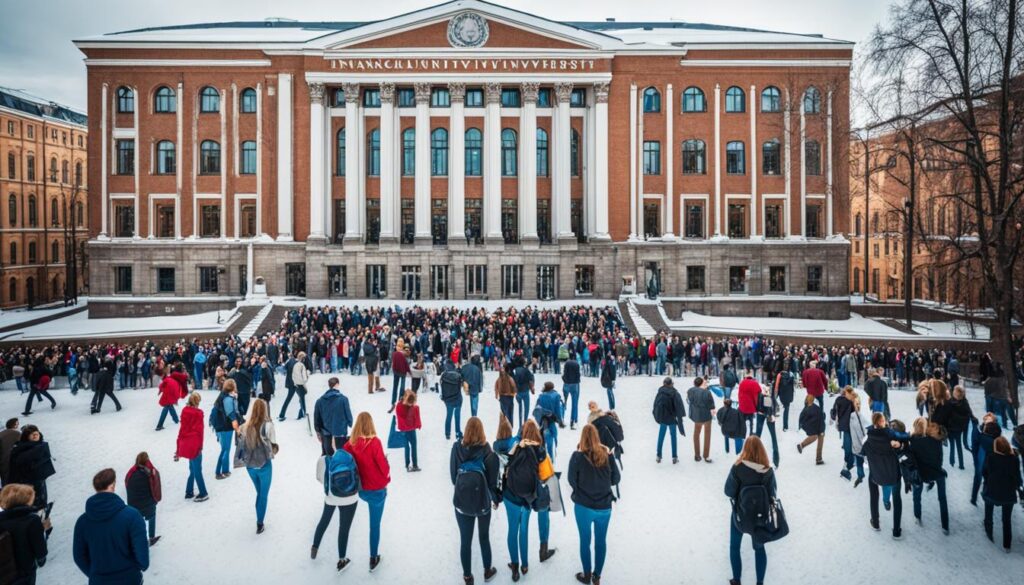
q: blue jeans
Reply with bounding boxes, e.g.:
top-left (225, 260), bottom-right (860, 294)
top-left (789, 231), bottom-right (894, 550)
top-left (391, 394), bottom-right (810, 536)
top-left (499, 396), bottom-right (514, 424)
top-left (516, 393), bottom-right (530, 428)
top-left (246, 461), bottom-right (273, 524)
top-left (730, 518), bottom-right (766, 583)
top-left (403, 430), bottom-right (418, 468)
top-left (504, 499), bottom-right (532, 567)
top-left (445, 402), bottom-right (463, 440)
top-left (755, 414), bottom-right (779, 466)
top-left (841, 431), bottom-right (865, 479)
top-left (912, 475), bottom-right (948, 531)
top-left (949, 432), bottom-right (965, 469)
top-left (157, 405), bottom-right (179, 428)
top-left (193, 365), bottom-right (204, 389)
top-left (724, 436), bottom-right (743, 454)
top-left (657, 424), bottom-right (678, 459)
top-left (68, 367), bottom-right (79, 394)
top-left (391, 375), bottom-right (406, 405)
top-left (574, 504), bottom-right (611, 576)
top-left (722, 385), bottom-right (734, 401)
top-left (538, 507), bottom-right (550, 544)
top-left (544, 427), bottom-right (558, 463)
top-left (563, 383), bottom-right (580, 425)
top-left (186, 453), bottom-right (208, 498)
top-left (991, 398), bottom-right (1011, 429)
top-left (470, 394), bottom-right (480, 417)
top-left (15, 376), bottom-right (25, 392)
top-left (656, 356), bottom-right (666, 375)
top-left (606, 385), bottom-right (616, 410)
top-left (359, 489), bottom-right (387, 557)
top-left (216, 431), bottom-right (234, 475)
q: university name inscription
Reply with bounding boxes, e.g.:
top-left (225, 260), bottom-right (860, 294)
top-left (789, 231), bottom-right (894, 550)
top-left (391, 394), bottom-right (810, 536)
top-left (328, 58), bottom-right (598, 72)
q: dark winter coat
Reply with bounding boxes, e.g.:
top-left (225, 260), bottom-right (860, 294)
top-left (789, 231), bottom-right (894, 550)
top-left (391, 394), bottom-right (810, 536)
top-left (449, 442), bottom-right (500, 502)
top-left (929, 401), bottom-right (954, 431)
top-left (0, 506), bottom-right (47, 582)
top-left (313, 388), bottom-right (354, 438)
top-left (653, 384), bottom-right (686, 426)
top-left (982, 451), bottom-right (1023, 506)
top-left (73, 492), bottom-right (149, 585)
top-left (830, 395), bottom-right (854, 433)
top-left (229, 368), bottom-right (253, 397)
top-left (461, 361), bottom-right (483, 396)
top-left (947, 398), bottom-right (973, 435)
top-left (864, 376), bottom-right (888, 405)
top-left (561, 359), bottom-right (581, 385)
top-left (440, 369), bottom-right (465, 405)
top-left (908, 435), bottom-right (945, 483)
top-left (686, 385), bottom-right (715, 423)
top-left (591, 411), bottom-right (624, 458)
top-left (567, 450), bottom-right (620, 510)
top-left (7, 441), bottom-right (55, 488)
top-left (862, 426), bottom-right (902, 487)
top-left (798, 403), bottom-right (825, 436)
top-left (124, 464), bottom-right (160, 518)
top-left (717, 404), bottom-right (747, 440)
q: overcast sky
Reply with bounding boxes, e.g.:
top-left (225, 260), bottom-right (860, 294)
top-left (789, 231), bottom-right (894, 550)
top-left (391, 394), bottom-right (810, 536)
top-left (0, 0), bottom-right (893, 111)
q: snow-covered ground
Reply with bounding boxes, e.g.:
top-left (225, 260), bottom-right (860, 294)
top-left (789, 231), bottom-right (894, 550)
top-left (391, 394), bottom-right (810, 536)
top-left (266, 297), bottom-right (617, 310)
top-left (0, 299), bottom-right (87, 330)
top-left (2, 370), bottom-right (1020, 584)
top-left (2, 309), bottom-right (237, 342)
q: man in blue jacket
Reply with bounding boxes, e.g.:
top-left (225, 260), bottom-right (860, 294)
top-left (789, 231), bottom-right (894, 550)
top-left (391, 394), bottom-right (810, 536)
top-left (561, 352), bottom-right (582, 429)
top-left (73, 468), bottom-right (149, 585)
top-left (314, 377), bottom-right (354, 455)
top-left (461, 354), bottom-right (484, 417)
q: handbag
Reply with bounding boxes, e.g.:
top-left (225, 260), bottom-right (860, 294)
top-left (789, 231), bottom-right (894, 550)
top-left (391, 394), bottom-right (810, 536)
top-left (753, 498), bottom-right (790, 544)
top-left (544, 472), bottom-right (565, 515)
top-left (387, 416), bottom-right (408, 449)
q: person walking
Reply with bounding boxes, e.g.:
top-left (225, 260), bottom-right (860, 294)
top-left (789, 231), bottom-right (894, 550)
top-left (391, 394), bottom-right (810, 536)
top-left (175, 392), bottom-right (209, 502)
top-left (311, 428), bottom-right (361, 573)
top-left (512, 358), bottom-right (535, 429)
top-left (495, 366), bottom-right (517, 425)
top-left (567, 424), bottom-right (620, 585)
top-left (314, 377), bottom-right (354, 456)
top-left (796, 394), bottom-right (826, 465)
top-left (0, 417), bottom-right (21, 485)
top-left (6, 426), bottom-right (55, 509)
top-left (238, 398), bottom-right (277, 534)
top-left (125, 452), bottom-right (162, 546)
top-left (720, 363), bottom-right (739, 402)
top-left (211, 380), bottom-right (241, 480)
top-left (687, 376), bottom-right (715, 463)
top-left (863, 412), bottom-right (906, 539)
top-left (834, 387), bottom-right (866, 485)
top-left (737, 371), bottom-right (761, 435)
top-left (363, 337), bottom-right (383, 395)
top-left (981, 436), bottom-right (1022, 552)
top-left (91, 360), bottom-right (122, 414)
top-left (653, 377), bottom-right (686, 464)
top-left (0, 483), bottom-right (48, 585)
top-left (800, 361), bottom-right (827, 411)
top-left (396, 390), bottom-right (422, 472)
top-left (908, 418), bottom-right (949, 534)
top-left (971, 414), bottom-right (1003, 505)
top-left (72, 468), bottom-right (149, 585)
top-left (534, 381), bottom-right (565, 463)
top-left (502, 419), bottom-right (547, 582)
top-left (947, 386), bottom-right (973, 470)
top-left (228, 357), bottom-right (254, 418)
top-left (864, 368), bottom-right (890, 418)
top-left (155, 372), bottom-right (182, 431)
top-left (562, 353), bottom-right (582, 429)
top-left (21, 366), bottom-right (56, 416)
top-left (463, 354), bottom-right (484, 418)
top-left (450, 416), bottom-right (500, 585)
top-left (599, 357), bottom-right (617, 411)
top-left (344, 412), bottom-right (391, 572)
top-left (588, 403), bottom-right (625, 471)
top-left (724, 436), bottom-right (777, 585)
top-left (390, 345), bottom-right (410, 405)
top-left (717, 399), bottom-right (747, 456)
top-left (259, 356), bottom-right (276, 403)
top-left (441, 360), bottom-right (468, 441)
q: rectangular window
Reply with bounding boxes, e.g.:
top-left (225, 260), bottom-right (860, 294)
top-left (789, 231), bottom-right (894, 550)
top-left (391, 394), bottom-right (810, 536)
top-left (536, 265), bottom-right (557, 300)
top-left (6, 121), bottom-right (13, 135)
top-left (430, 265), bottom-right (448, 299)
top-left (157, 268), bottom-right (175, 293)
top-left (199, 267), bottom-right (219, 293)
top-left (765, 203), bottom-right (783, 238)
top-left (465, 265), bottom-right (487, 297)
top-left (500, 89), bottom-right (521, 107)
top-left (537, 88), bottom-right (552, 107)
top-left (27, 125), bottom-right (33, 139)
top-left (872, 268), bottom-right (880, 295)
top-left (726, 144), bottom-right (745, 174)
top-left (116, 140), bottom-right (134, 175)
top-left (570, 89), bottom-right (586, 107)
top-left (431, 88), bottom-right (450, 107)
top-left (727, 204), bottom-right (747, 238)
top-left (873, 243), bottom-right (879, 258)
top-left (685, 204), bottom-right (704, 238)
top-left (328, 266), bottom-right (348, 297)
top-left (574, 265), bottom-right (595, 296)
top-left (805, 141), bottom-right (822, 176)
top-left (465, 89), bottom-right (484, 107)
top-left (156, 204), bottom-right (175, 238)
top-left (363, 89), bottom-right (381, 107)
top-left (807, 265), bottom-right (823, 293)
top-left (240, 203), bottom-right (257, 238)
top-left (769, 266), bottom-right (787, 292)
top-left (643, 141), bottom-right (661, 175)
top-left (729, 266), bottom-right (749, 293)
top-left (687, 266), bottom-right (706, 292)
top-left (200, 204), bottom-right (220, 238)
top-left (366, 265), bottom-right (386, 297)
top-left (241, 142), bottom-right (257, 174)
top-left (501, 265), bottom-right (523, 298)
top-left (115, 266), bottom-right (132, 294)
top-left (114, 205), bottom-right (134, 238)
top-left (397, 88), bottom-right (415, 107)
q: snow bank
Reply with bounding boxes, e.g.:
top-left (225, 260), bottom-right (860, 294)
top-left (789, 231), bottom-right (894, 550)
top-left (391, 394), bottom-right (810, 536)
top-left (668, 311), bottom-right (990, 341)
top-left (4, 309), bottom-right (234, 341)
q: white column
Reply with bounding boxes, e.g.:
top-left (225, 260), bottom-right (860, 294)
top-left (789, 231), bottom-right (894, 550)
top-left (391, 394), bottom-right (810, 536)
top-left (377, 82), bottom-right (396, 242)
top-left (826, 89), bottom-right (834, 237)
top-left (783, 88), bottom-right (792, 238)
top-left (132, 87), bottom-right (140, 239)
top-left (628, 83), bottom-right (638, 240)
top-left (714, 83), bottom-right (722, 237)
top-left (637, 92), bottom-right (645, 239)
top-left (519, 82), bottom-right (539, 241)
top-left (255, 83), bottom-right (262, 238)
top-left (276, 73), bottom-right (293, 241)
top-left (749, 84), bottom-right (758, 238)
top-left (308, 82), bottom-right (326, 239)
top-left (448, 82), bottom-right (466, 240)
top-left (483, 82), bottom-right (502, 242)
top-left (246, 242), bottom-right (254, 300)
top-left (231, 84), bottom-right (239, 176)
top-left (664, 83), bottom-right (674, 238)
top-left (219, 88), bottom-right (227, 239)
top-left (593, 82), bottom-right (610, 240)
top-left (584, 88), bottom-right (596, 238)
top-left (800, 91), bottom-right (807, 238)
top-left (554, 82), bottom-right (573, 241)
top-left (175, 83), bottom-right (183, 239)
top-left (414, 83), bottom-right (432, 243)
top-left (343, 83), bottom-right (363, 242)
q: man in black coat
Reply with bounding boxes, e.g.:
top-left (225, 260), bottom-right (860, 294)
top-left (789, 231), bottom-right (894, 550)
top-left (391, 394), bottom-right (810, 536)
top-left (862, 421), bottom-right (905, 538)
top-left (91, 361), bottom-right (121, 414)
top-left (653, 377), bottom-right (686, 464)
top-left (228, 357), bottom-right (254, 416)
top-left (258, 356), bottom-right (275, 403)
top-left (561, 353), bottom-right (582, 429)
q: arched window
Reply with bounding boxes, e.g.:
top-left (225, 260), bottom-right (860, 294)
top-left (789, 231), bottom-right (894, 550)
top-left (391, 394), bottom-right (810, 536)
top-left (336, 128), bottom-right (346, 176)
top-left (154, 86), bottom-right (176, 113)
top-left (117, 86), bottom-right (134, 113)
top-left (156, 141), bottom-right (176, 174)
top-left (726, 141), bottom-right (746, 174)
top-left (465, 128), bottom-right (482, 176)
top-left (804, 86), bottom-right (821, 114)
top-left (402, 128), bottom-right (415, 176)
top-left (7, 194), bottom-right (16, 227)
top-left (642, 87), bottom-right (661, 113)
top-left (682, 86), bottom-right (706, 113)
top-left (61, 160), bottom-right (69, 184)
top-left (49, 157), bottom-right (57, 182)
top-left (50, 198), bottom-right (58, 226)
top-left (8, 242), bottom-right (16, 264)
top-left (51, 241), bottom-right (59, 263)
top-left (27, 242), bottom-right (36, 264)
top-left (241, 141), bottom-right (257, 175)
top-left (570, 129), bottom-right (580, 177)
top-left (536, 128), bottom-right (549, 177)
top-left (199, 140), bottom-right (220, 174)
top-left (7, 152), bottom-right (14, 179)
top-left (682, 139), bottom-right (706, 175)
top-left (76, 201), bottom-right (84, 227)
top-left (367, 129), bottom-right (380, 176)
top-left (761, 86), bottom-right (781, 113)
top-left (872, 212), bottom-right (880, 233)
top-left (805, 140), bottom-right (821, 175)
top-left (200, 86), bottom-right (220, 113)
top-left (8, 278), bottom-right (15, 302)
top-left (431, 128), bottom-right (448, 176)
top-left (855, 213), bottom-right (862, 236)
top-left (762, 139), bottom-right (781, 175)
top-left (725, 86), bottom-right (745, 113)
top-left (240, 88), bottom-right (257, 113)
top-left (26, 155), bottom-right (34, 181)
top-left (27, 194), bottom-right (37, 227)
top-left (501, 129), bottom-right (517, 176)
top-left (75, 161), bottom-right (83, 186)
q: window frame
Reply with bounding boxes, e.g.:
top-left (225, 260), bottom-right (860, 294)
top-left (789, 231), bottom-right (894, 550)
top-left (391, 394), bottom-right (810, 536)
top-left (156, 140), bottom-right (176, 175)
top-left (726, 141), bottom-right (746, 175)
top-left (682, 139), bottom-right (706, 175)
top-left (725, 86), bottom-right (746, 113)
top-left (114, 266), bottom-right (133, 294)
top-left (501, 128), bottom-right (517, 176)
top-left (465, 128), bottom-right (482, 176)
top-left (116, 86), bottom-right (134, 113)
top-left (536, 128), bottom-right (549, 177)
top-left (760, 86), bottom-right (781, 113)
top-left (431, 128), bottom-right (448, 176)
top-left (401, 128), bottom-right (416, 176)
top-left (643, 141), bottom-right (661, 175)
top-left (199, 86), bottom-right (220, 113)
top-left (642, 87), bottom-right (661, 113)
top-left (240, 140), bottom-right (257, 175)
top-left (240, 88), bottom-right (257, 113)
top-left (199, 140), bottom-right (220, 175)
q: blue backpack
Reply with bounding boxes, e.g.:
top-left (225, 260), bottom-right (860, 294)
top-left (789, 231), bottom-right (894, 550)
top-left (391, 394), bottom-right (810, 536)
top-left (324, 450), bottom-right (360, 498)
top-left (453, 456), bottom-right (491, 517)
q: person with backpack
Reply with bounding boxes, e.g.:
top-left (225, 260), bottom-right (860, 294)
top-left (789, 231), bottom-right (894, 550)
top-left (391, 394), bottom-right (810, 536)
top-left (238, 398), bottom-right (277, 534)
top-left (512, 358), bottom-right (535, 429)
top-left (311, 430), bottom-right (361, 573)
top-left (773, 359), bottom-right (795, 431)
top-left (211, 379), bottom-right (241, 480)
top-left (562, 353), bottom-right (582, 429)
top-left (450, 417), bottom-right (500, 585)
top-left (344, 412), bottom-right (390, 572)
top-left (720, 363), bottom-right (739, 402)
top-left (717, 399), bottom-right (746, 455)
top-left (600, 357), bottom-right (617, 411)
top-left (568, 424), bottom-right (620, 585)
top-left (73, 468), bottom-right (149, 585)
top-left (441, 360), bottom-right (468, 442)
top-left (724, 436), bottom-right (778, 585)
top-left (495, 366), bottom-right (518, 426)
top-left (981, 436), bottom-right (1022, 552)
top-left (155, 372), bottom-right (182, 431)
top-left (175, 392), bottom-right (209, 502)
top-left (971, 414), bottom-right (1002, 505)
top-left (314, 377), bottom-right (354, 456)
top-left (534, 381), bottom-right (565, 463)
top-left (687, 377), bottom-right (715, 463)
top-left (653, 377), bottom-right (685, 464)
top-left (947, 386), bottom-right (973, 471)
top-left (908, 418), bottom-right (949, 534)
top-left (588, 402), bottom-right (625, 471)
top-left (863, 412), bottom-right (906, 539)
top-left (796, 394), bottom-right (826, 465)
top-left (396, 390), bottom-right (422, 472)
top-left (835, 387), bottom-right (866, 486)
top-left (0, 483), bottom-right (48, 585)
top-left (125, 452), bottom-right (162, 547)
top-left (502, 419), bottom-right (551, 581)
top-left (6, 426), bottom-right (55, 509)
top-left (754, 382), bottom-right (780, 468)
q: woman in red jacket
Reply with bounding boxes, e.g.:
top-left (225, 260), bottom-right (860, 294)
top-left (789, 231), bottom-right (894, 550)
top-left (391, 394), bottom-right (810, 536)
top-left (395, 390), bottom-right (422, 472)
top-left (156, 374), bottom-right (182, 431)
top-left (344, 412), bottom-right (391, 572)
top-left (391, 346), bottom-right (410, 405)
top-left (737, 371), bottom-right (761, 435)
top-left (175, 392), bottom-right (209, 502)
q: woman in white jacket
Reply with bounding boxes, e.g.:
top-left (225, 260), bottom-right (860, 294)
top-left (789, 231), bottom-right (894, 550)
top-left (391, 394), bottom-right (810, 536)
top-left (293, 351), bottom-right (311, 420)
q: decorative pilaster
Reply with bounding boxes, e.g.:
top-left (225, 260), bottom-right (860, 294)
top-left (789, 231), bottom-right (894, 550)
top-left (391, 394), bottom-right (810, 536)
top-left (378, 82), bottom-right (397, 243)
top-left (483, 82), bottom-right (503, 242)
top-left (448, 82), bottom-right (466, 241)
top-left (414, 83), bottom-right (432, 244)
top-left (342, 83), bottom-right (363, 243)
top-left (592, 82), bottom-right (611, 240)
top-left (519, 82), bottom-right (539, 243)
top-left (553, 82), bottom-right (574, 241)
top-left (308, 82), bottom-right (327, 240)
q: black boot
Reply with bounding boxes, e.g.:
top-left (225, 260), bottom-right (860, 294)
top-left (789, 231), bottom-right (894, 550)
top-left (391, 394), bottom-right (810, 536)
top-left (539, 542), bottom-right (556, 562)
top-left (508, 563), bottom-right (520, 582)
top-left (483, 567), bottom-right (497, 582)
top-left (576, 572), bottom-right (592, 584)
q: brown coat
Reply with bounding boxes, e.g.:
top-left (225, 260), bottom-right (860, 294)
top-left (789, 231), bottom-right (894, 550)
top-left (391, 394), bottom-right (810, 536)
top-left (495, 373), bottom-right (517, 399)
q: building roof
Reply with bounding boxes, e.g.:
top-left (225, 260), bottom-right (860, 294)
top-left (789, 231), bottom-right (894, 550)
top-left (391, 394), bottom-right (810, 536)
top-left (0, 86), bottom-right (88, 127)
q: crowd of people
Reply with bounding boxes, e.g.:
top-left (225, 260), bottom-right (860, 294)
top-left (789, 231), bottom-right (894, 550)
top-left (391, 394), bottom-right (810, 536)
top-left (0, 304), bottom-right (1022, 584)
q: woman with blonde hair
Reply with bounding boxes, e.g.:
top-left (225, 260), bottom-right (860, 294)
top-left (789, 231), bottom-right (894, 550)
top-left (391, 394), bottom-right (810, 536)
top-left (239, 398), bottom-right (277, 534)
top-left (567, 424), bottom-right (620, 585)
top-left (175, 392), bottom-right (209, 502)
top-left (212, 378), bottom-right (241, 480)
top-left (344, 412), bottom-right (390, 572)
top-left (724, 436), bottom-right (776, 585)
top-left (450, 417), bottom-right (499, 584)
top-left (926, 379), bottom-right (954, 435)
top-left (832, 386), bottom-right (865, 484)
top-left (908, 417), bottom-right (949, 534)
top-left (0, 483), bottom-right (47, 584)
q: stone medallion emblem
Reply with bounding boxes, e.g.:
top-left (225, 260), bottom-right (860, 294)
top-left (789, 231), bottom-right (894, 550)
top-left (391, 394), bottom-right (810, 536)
top-left (447, 12), bottom-right (489, 48)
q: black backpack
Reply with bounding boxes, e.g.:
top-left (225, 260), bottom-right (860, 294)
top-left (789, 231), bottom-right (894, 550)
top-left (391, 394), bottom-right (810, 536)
top-left (453, 454), bottom-right (492, 517)
top-left (210, 394), bottom-right (232, 432)
top-left (503, 446), bottom-right (539, 504)
top-left (600, 365), bottom-right (614, 389)
top-left (652, 391), bottom-right (674, 424)
top-left (899, 452), bottom-right (922, 489)
top-left (733, 471), bottom-right (772, 535)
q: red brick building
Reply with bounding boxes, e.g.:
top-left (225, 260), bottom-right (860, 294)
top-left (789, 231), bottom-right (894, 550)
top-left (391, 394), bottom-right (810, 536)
top-left (76, 0), bottom-right (852, 317)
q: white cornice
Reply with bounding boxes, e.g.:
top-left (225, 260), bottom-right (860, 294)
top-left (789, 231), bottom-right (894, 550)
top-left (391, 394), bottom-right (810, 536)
top-left (83, 58), bottom-right (272, 67)
top-left (681, 59), bottom-right (851, 68)
top-left (305, 71), bottom-right (613, 83)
